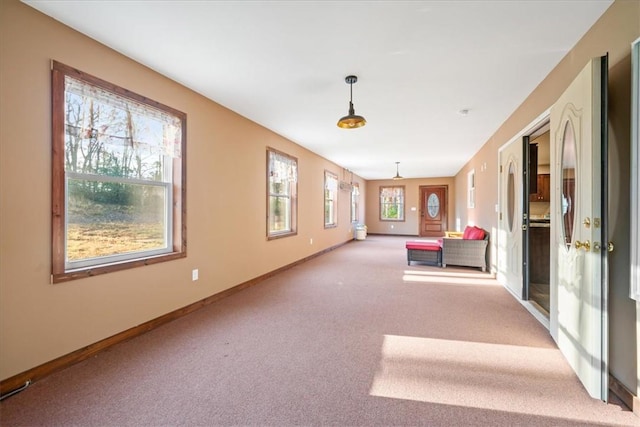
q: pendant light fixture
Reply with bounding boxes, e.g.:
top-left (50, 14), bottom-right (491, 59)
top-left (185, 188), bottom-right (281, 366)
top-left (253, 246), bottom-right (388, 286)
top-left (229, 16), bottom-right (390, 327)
top-left (393, 162), bottom-right (404, 180)
top-left (337, 75), bottom-right (366, 129)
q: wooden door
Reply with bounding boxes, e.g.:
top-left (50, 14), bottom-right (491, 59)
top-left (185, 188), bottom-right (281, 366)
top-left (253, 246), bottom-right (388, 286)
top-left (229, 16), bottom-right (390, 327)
top-left (550, 56), bottom-right (608, 400)
top-left (419, 186), bottom-right (447, 237)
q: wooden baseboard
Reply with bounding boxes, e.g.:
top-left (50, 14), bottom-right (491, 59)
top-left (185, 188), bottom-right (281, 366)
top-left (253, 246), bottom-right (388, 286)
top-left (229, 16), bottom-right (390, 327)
top-left (609, 374), bottom-right (640, 415)
top-left (0, 240), bottom-right (350, 396)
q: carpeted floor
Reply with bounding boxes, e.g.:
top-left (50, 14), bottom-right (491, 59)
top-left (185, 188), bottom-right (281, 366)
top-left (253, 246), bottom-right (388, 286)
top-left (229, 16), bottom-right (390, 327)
top-left (1, 235), bottom-right (638, 426)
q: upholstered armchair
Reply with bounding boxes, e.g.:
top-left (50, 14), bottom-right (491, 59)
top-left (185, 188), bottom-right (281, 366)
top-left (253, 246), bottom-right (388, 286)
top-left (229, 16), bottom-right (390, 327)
top-left (441, 226), bottom-right (489, 272)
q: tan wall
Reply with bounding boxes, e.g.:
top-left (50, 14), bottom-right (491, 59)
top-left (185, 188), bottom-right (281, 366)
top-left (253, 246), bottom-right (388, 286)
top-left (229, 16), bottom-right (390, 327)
top-left (0, 0), bottom-right (365, 380)
top-left (365, 178), bottom-right (455, 235)
top-left (453, 0), bottom-right (639, 394)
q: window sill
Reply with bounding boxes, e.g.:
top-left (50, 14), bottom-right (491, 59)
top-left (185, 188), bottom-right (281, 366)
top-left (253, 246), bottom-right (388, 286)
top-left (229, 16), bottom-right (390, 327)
top-left (52, 251), bottom-right (186, 284)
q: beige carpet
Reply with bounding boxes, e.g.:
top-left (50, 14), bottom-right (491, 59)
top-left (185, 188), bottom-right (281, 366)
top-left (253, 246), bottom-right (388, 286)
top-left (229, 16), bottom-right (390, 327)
top-left (1, 235), bottom-right (638, 426)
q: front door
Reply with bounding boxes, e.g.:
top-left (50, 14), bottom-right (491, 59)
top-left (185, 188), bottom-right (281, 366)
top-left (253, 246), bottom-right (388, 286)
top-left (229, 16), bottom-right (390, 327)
top-left (419, 186), bottom-right (447, 237)
top-left (497, 139), bottom-right (523, 297)
top-left (550, 56), bottom-right (608, 400)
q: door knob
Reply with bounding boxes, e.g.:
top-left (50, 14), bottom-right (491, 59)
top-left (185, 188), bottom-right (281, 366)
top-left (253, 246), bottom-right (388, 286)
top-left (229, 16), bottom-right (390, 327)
top-left (608, 242), bottom-right (614, 252)
top-left (575, 240), bottom-right (591, 251)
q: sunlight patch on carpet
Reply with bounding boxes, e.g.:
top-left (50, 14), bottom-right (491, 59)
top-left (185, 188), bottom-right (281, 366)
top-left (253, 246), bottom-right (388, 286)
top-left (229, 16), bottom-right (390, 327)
top-left (369, 335), bottom-right (621, 424)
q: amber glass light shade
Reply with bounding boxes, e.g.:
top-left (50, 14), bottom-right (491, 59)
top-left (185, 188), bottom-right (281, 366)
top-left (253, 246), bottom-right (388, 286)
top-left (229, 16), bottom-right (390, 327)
top-left (337, 76), bottom-right (366, 129)
top-left (337, 102), bottom-right (366, 129)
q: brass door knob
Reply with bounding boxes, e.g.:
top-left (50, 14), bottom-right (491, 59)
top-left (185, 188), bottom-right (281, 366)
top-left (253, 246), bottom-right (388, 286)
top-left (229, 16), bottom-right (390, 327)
top-left (608, 242), bottom-right (614, 252)
top-left (575, 240), bottom-right (591, 251)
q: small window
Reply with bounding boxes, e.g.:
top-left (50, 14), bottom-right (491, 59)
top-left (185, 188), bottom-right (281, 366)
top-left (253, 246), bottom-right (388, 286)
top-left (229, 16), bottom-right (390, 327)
top-left (51, 61), bottom-right (186, 282)
top-left (380, 186), bottom-right (405, 221)
top-left (351, 183), bottom-right (360, 223)
top-left (324, 171), bottom-right (338, 228)
top-left (267, 148), bottom-right (298, 239)
top-left (468, 169), bottom-right (476, 208)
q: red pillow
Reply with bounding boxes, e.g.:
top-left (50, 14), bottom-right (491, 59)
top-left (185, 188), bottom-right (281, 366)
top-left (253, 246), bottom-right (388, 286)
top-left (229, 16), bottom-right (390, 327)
top-left (463, 226), bottom-right (485, 240)
top-left (462, 226), bottom-right (474, 239)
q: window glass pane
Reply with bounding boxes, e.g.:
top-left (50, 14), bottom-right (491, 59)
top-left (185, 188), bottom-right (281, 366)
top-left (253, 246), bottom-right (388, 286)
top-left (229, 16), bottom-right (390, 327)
top-left (324, 172), bottom-right (338, 226)
top-left (427, 193), bottom-right (440, 218)
top-left (65, 76), bottom-right (181, 159)
top-left (269, 195), bottom-right (291, 233)
top-left (67, 178), bottom-right (168, 264)
top-left (267, 149), bottom-right (297, 237)
top-left (351, 183), bottom-right (359, 222)
top-left (507, 162), bottom-right (516, 232)
top-left (379, 186), bottom-right (404, 220)
top-left (561, 121), bottom-right (577, 249)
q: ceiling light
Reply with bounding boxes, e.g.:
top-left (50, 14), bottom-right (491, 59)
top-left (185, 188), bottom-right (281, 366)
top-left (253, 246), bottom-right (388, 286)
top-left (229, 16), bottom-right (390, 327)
top-left (337, 75), bottom-right (366, 129)
top-left (393, 162), bottom-right (404, 180)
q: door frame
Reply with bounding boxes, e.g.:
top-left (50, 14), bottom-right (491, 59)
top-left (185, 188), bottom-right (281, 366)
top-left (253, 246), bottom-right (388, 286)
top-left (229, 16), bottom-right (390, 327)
top-left (497, 110), bottom-right (551, 328)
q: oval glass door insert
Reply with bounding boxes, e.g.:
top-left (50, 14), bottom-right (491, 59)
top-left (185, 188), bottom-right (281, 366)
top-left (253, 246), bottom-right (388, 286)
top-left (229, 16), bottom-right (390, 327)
top-left (561, 121), bottom-right (577, 248)
top-left (507, 161), bottom-right (516, 232)
top-left (427, 193), bottom-right (440, 218)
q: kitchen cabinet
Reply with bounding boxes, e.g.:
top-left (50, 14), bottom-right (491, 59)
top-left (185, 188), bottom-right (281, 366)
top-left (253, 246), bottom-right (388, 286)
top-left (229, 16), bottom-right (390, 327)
top-left (529, 174), bottom-right (550, 202)
top-left (530, 226), bottom-right (550, 284)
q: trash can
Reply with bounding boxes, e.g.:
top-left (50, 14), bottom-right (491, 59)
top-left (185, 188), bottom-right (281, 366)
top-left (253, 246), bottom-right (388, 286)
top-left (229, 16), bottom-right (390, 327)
top-left (355, 224), bottom-right (367, 240)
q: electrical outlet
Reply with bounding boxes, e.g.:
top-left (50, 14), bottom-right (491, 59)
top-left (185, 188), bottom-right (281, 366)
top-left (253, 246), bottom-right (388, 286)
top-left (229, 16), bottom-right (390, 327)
top-left (192, 269), bottom-right (199, 281)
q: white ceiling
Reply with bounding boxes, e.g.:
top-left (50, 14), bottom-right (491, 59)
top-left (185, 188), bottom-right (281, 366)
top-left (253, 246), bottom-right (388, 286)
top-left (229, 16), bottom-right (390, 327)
top-left (24, 0), bottom-right (613, 179)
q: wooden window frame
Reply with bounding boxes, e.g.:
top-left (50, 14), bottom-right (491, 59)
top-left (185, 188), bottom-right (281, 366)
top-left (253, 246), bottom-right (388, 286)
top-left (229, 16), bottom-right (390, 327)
top-left (51, 61), bottom-right (187, 283)
top-left (379, 185), bottom-right (405, 222)
top-left (468, 169), bottom-right (476, 208)
top-left (324, 170), bottom-right (338, 228)
top-left (351, 182), bottom-right (360, 223)
top-left (266, 147), bottom-right (298, 240)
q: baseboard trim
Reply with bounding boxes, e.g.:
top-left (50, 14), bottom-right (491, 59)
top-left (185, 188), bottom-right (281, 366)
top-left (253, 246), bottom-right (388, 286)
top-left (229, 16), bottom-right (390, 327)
top-left (609, 374), bottom-right (640, 415)
top-left (0, 240), bottom-right (351, 396)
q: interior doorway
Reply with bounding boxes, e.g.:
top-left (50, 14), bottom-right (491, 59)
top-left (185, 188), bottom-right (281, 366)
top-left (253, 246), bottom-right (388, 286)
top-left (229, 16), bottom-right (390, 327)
top-left (497, 113), bottom-right (551, 324)
top-left (526, 123), bottom-right (551, 316)
top-left (419, 185), bottom-right (447, 237)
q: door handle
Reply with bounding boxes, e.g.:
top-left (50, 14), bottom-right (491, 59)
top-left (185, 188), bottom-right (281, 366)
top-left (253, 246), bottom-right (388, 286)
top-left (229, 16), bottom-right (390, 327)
top-left (575, 240), bottom-right (591, 251)
top-left (608, 241), bottom-right (614, 252)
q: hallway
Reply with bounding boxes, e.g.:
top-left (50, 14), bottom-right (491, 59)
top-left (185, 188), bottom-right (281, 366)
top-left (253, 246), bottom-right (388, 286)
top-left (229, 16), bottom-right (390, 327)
top-left (1, 236), bottom-right (638, 426)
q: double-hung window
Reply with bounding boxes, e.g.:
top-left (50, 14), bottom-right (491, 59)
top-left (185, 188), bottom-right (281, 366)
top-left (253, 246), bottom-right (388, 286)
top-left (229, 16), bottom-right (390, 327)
top-left (51, 62), bottom-right (186, 282)
top-left (380, 186), bottom-right (405, 221)
top-left (351, 183), bottom-right (360, 223)
top-left (468, 169), bottom-right (476, 208)
top-left (324, 171), bottom-right (338, 228)
top-left (267, 148), bottom-right (297, 239)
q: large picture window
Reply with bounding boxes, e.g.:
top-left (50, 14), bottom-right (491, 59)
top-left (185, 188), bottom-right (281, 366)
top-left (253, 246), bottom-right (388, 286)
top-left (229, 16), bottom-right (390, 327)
top-left (267, 148), bottom-right (298, 239)
top-left (380, 186), bottom-right (405, 221)
top-left (51, 61), bottom-right (186, 282)
top-left (324, 171), bottom-right (338, 228)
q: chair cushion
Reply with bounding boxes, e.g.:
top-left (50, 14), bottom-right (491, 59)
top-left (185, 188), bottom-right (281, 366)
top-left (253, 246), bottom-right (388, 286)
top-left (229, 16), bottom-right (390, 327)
top-left (406, 241), bottom-right (441, 251)
top-left (463, 226), bottom-right (485, 240)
